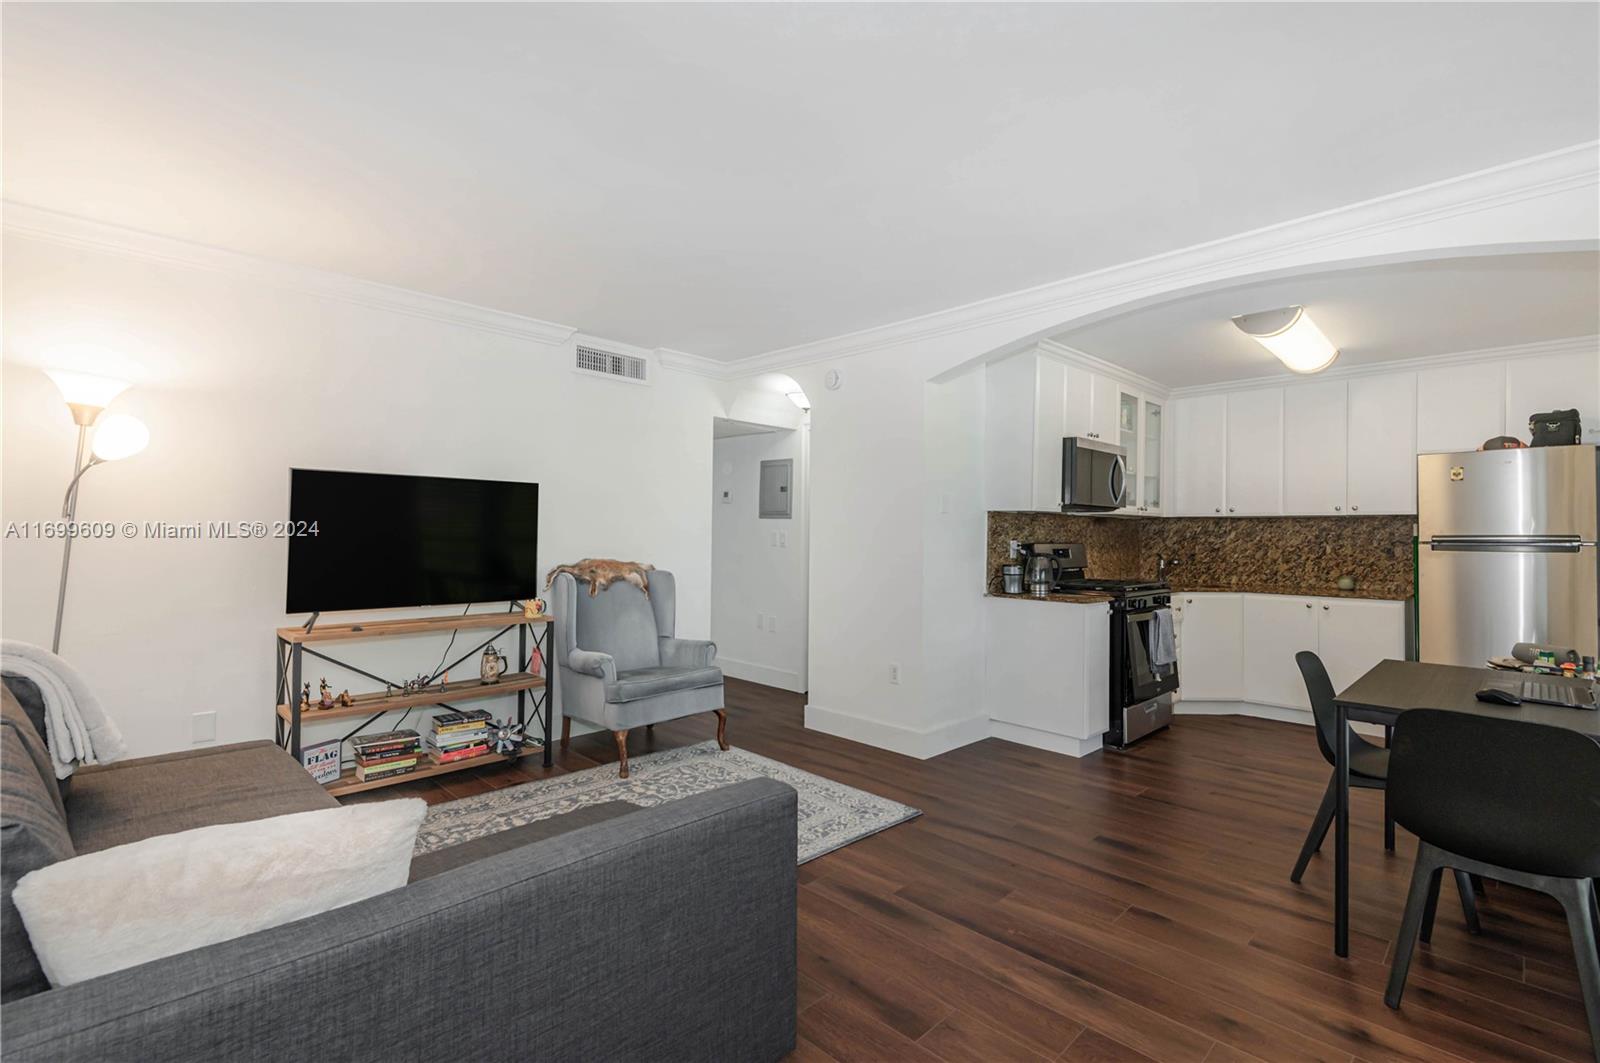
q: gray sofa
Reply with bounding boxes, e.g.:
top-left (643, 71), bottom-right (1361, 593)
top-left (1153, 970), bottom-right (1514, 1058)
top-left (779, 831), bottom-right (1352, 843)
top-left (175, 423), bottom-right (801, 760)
top-left (552, 570), bottom-right (727, 777)
top-left (0, 678), bottom-right (797, 1062)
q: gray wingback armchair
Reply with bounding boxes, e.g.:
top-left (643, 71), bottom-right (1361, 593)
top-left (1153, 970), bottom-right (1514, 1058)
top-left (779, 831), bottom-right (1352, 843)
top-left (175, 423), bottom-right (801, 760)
top-left (551, 570), bottom-right (726, 777)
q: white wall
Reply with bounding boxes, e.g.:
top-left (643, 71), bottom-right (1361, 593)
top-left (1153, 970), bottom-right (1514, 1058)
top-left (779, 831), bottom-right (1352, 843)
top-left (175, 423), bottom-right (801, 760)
top-left (1, 230), bottom-right (723, 757)
top-left (710, 427), bottom-right (808, 692)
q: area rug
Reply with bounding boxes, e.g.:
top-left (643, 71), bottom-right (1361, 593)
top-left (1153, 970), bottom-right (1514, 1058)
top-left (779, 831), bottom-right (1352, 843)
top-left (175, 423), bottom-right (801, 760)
top-left (417, 741), bottom-right (920, 864)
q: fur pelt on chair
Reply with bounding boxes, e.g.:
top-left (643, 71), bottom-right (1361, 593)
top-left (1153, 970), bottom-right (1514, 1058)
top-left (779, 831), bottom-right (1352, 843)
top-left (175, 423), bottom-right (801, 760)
top-left (545, 559), bottom-right (655, 598)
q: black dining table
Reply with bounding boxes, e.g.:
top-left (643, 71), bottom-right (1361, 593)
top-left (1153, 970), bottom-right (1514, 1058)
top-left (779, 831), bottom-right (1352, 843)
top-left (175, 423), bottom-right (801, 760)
top-left (1330, 659), bottom-right (1600, 957)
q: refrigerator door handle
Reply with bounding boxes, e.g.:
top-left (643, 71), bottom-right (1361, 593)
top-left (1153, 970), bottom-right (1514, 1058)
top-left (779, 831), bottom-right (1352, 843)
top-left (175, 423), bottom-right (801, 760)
top-left (1428, 536), bottom-right (1585, 553)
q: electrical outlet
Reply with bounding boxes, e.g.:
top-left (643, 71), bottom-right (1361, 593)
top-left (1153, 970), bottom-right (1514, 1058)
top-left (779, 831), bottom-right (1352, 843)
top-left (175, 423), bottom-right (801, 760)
top-left (766, 615), bottom-right (777, 633)
top-left (755, 612), bottom-right (764, 630)
top-left (191, 711), bottom-right (217, 744)
top-left (888, 663), bottom-right (901, 685)
top-left (721, 489), bottom-right (731, 504)
top-left (778, 531), bottom-right (787, 547)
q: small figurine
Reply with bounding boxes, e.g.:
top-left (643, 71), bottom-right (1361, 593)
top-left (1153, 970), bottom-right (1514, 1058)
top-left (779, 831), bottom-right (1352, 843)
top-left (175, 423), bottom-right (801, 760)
top-left (337, 689), bottom-right (353, 707)
top-left (300, 681), bottom-right (311, 709)
top-left (488, 718), bottom-right (526, 758)
top-left (528, 646), bottom-right (544, 677)
top-left (318, 679), bottom-right (334, 710)
top-left (480, 645), bottom-right (507, 684)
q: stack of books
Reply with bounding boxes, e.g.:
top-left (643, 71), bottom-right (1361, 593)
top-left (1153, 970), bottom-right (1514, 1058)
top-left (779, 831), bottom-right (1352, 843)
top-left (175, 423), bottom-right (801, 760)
top-left (350, 730), bottom-right (422, 783)
top-left (427, 708), bottom-right (492, 764)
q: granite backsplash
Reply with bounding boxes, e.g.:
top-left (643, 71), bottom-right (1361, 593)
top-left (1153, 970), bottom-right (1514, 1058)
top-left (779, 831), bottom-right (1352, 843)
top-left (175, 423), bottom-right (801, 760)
top-left (987, 513), bottom-right (1415, 600)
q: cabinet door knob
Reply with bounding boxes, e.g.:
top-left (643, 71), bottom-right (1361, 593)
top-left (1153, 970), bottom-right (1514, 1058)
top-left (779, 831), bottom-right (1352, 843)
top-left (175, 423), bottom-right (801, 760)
top-left (1186, 598), bottom-right (1193, 604)
top-left (1305, 602), bottom-right (1312, 609)
top-left (1214, 507), bottom-right (1221, 513)
top-left (1333, 505), bottom-right (1342, 512)
top-left (1228, 507), bottom-right (1236, 513)
top-left (1323, 605), bottom-right (1330, 610)
top-left (1351, 505), bottom-right (1359, 511)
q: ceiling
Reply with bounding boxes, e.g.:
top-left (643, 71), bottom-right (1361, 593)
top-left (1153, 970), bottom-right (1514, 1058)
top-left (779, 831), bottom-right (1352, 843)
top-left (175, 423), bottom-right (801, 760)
top-left (1052, 251), bottom-right (1600, 389)
top-left (713, 418), bottom-right (785, 440)
top-left (4, 4), bottom-right (1597, 362)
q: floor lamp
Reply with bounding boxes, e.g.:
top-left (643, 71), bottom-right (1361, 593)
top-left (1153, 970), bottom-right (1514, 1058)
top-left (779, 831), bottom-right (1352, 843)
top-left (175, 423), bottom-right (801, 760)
top-left (46, 370), bottom-right (149, 654)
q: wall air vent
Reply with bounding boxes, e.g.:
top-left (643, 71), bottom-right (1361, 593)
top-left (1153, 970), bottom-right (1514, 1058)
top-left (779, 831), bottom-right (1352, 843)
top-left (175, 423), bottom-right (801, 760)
top-left (575, 344), bottom-right (649, 384)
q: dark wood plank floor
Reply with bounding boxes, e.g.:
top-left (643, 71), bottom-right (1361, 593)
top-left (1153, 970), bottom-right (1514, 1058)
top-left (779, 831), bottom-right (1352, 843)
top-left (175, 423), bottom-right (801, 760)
top-left (356, 678), bottom-right (1594, 1062)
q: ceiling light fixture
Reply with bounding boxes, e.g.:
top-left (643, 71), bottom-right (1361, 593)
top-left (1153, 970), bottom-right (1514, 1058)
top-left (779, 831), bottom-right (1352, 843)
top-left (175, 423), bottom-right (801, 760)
top-left (1230, 306), bottom-right (1339, 374)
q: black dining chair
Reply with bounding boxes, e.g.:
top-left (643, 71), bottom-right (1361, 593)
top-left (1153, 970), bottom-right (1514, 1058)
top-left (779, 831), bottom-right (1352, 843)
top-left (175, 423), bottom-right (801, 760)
top-left (1289, 652), bottom-right (1481, 932)
top-left (1383, 709), bottom-right (1600, 1058)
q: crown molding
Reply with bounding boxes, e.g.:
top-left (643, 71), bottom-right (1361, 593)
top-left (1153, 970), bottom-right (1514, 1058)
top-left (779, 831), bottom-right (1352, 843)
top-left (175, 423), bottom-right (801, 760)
top-left (1167, 333), bottom-right (1599, 398)
top-left (722, 141), bottom-right (1599, 379)
top-left (656, 347), bottom-right (736, 379)
top-left (3, 201), bottom-right (582, 347)
top-left (1035, 338), bottom-right (1171, 399)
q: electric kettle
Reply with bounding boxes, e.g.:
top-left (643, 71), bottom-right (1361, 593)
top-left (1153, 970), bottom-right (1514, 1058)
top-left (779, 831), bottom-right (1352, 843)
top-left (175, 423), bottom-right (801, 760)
top-left (1025, 555), bottom-right (1059, 597)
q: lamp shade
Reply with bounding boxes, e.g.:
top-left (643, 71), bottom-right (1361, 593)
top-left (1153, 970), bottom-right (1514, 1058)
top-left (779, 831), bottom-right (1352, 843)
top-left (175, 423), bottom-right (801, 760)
top-left (46, 369), bottom-right (131, 409)
top-left (1230, 306), bottom-right (1339, 374)
top-left (90, 414), bottom-right (149, 461)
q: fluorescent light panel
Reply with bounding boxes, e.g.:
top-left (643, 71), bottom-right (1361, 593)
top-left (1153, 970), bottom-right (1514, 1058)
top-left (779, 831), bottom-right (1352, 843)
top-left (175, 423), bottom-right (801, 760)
top-left (1231, 306), bottom-right (1339, 374)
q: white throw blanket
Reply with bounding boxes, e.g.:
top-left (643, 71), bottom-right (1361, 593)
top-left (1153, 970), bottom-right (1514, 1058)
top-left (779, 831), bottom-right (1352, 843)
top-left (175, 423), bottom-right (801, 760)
top-left (2, 640), bottom-right (126, 778)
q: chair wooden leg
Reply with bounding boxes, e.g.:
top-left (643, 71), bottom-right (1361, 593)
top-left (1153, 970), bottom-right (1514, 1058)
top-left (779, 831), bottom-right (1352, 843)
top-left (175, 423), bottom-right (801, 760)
top-left (1551, 877), bottom-right (1600, 1061)
top-left (1455, 870), bottom-right (1482, 935)
top-left (1387, 842), bottom-right (1444, 1008)
top-left (560, 716), bottom-right (571, 752)
top-left (613, 730), bottom-right (630, 779)
top-left (1290, 775), bottom-right (1337, 883)
top-left (714, 709), bottom-right (729, 751)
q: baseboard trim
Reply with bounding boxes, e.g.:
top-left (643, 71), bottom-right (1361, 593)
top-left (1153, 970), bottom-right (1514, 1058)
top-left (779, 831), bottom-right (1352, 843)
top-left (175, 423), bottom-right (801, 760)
top-left (803, 704), bottom-right (988, 760)
top-left (987, 721), bottom-right (1104, 758)
top-left (716, 656), bottom-right (806, 693)
top-left (1176, 699), bottom-right (1385, 737)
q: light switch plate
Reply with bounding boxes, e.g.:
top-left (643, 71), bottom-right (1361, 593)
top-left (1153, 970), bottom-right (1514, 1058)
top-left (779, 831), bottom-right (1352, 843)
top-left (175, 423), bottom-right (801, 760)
top-left (191, 711), bottom-right (217, 744)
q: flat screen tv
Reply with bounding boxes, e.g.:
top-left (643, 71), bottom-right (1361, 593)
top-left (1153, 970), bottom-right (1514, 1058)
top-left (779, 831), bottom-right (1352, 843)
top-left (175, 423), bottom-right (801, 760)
top-left (286, 469), bottom-right (539, 614)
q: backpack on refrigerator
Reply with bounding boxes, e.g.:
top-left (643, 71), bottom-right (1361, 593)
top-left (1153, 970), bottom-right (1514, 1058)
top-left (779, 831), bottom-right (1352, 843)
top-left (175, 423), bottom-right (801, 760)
top-left (1527, 409), bottom-right (1581, 447)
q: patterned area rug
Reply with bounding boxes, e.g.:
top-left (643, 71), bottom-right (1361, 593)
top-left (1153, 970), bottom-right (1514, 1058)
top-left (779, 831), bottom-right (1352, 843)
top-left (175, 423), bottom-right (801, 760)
top-left (418, 741), bottom-right (920, 864)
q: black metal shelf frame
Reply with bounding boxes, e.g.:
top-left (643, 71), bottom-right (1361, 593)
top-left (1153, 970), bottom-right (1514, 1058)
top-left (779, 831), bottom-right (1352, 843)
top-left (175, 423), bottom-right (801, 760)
top-left (274, 613), bottom-right (555, 772)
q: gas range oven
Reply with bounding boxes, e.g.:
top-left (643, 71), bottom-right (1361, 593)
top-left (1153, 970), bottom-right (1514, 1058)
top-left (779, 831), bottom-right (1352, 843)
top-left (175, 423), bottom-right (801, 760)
top-left (1017, 543), bottom-right (1179, 749)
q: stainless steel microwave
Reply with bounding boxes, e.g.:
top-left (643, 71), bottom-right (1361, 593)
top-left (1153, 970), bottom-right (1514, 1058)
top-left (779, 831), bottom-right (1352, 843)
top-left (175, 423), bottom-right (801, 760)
top-left (1061, 437), bottom-right (1128, 512)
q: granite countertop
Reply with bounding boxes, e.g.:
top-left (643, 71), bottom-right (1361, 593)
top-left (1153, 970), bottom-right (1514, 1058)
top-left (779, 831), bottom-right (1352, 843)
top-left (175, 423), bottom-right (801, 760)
top-left (1172, 584), bottom-right (1411, 602)
top-left (984, 591), bottom-right (1116, 605)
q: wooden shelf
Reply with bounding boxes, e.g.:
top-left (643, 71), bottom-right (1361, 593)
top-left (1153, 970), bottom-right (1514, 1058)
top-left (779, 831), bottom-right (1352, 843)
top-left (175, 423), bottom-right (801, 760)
top-left (277, 612), bottom-right (551, 645)
top-left (277, 672), bottom-right (546, 723)
top-left (326, 743), bottom-right (546, 797)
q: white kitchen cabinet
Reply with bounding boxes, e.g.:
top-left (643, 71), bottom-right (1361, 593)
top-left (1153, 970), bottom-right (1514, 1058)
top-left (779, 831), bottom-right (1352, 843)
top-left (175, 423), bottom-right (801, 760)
top-left (1347, 372), bottom-right (1417, 514)
top-left (1142, 398), bottom-right (1164, 514)
top-left (1417, 361), bottom-right (1505, 454)
top-left (1224, 389), bottom-right (1284, 515)
top-left (1242, 596), bottom-right (1318, 710)
top-left (1316, 598), bottom-right (1407, 694)
top-left (985, 597), bottom-right (1111, 756)
top-left (1505, 349), bottom-right (1599, 445)
top-left (1173, 593), bottom-right (1244, 699)
top-left (1173, 394), bottom-right (1228, 516)
top-left (1064, 364), bottom-right (1120, 443)
top-left (1175, 593), bottom-right (1406, 718)
top-left (1283, 380), bottom-right (1348, 515)
top-left (1031, 357), bottom-right (1066, 510)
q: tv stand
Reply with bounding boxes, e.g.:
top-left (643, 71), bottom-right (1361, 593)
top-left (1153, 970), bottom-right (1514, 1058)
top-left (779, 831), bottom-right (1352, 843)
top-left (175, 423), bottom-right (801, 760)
top-left (274, 607), bottom-right (554, 797)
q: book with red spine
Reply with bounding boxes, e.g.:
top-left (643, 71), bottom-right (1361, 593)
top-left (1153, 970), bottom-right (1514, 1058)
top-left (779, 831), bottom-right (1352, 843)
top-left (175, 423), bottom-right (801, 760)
top-left (428, 743), bottom-right (490, 764)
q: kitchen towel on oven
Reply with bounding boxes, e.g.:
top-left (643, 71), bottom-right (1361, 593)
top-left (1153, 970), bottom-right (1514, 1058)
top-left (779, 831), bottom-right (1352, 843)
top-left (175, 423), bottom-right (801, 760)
top-left (1147, 608), bottom-right (1177, 673)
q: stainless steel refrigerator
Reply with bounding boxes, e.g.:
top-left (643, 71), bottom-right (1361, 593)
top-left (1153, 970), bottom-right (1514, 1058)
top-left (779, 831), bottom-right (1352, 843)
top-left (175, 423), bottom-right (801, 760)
top-left (1418, 446), bottom-right (1598, 667)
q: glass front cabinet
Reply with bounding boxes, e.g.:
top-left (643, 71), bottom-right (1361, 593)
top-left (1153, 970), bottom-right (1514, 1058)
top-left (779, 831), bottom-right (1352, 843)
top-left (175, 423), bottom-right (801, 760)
top-left (1117, 388), bottom-right (1163, 515)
